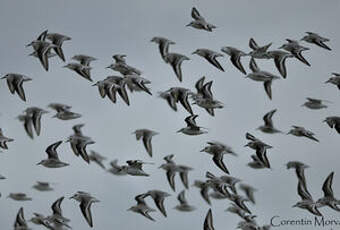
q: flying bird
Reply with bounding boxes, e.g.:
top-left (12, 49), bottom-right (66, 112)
top-left (287, 126), bottom-right (319, 142)
top-left (279, 39), bottom-right (311, 66)
top-left (174, 190), bottom-right (196, 212)
top-left (187, 7), bottom-right (216, 32)
top-left (164, 52), bottom-right (190, 82)
top-left (150, 37), bottom-right (175, 62)
top-left (221, 46), bottom-right (248, 74)
top-left (325, 73), bottom-right (340, 90)
top-left (46, 33), bottom-right (71, 62)
top-left (128, 194), bottom-right (156, 221)
top-left (132, 129), bottom-right (159, 157)
top-left (177, 114), bottom-right (207, 135)
top-left (301, 32), bottom-right (331, 51)
top-left (0, 128), bottom-right (14, 150)
top-left (248, 38), bottom-right (272, 59)
top-left (203, 209), bottom-right (215, 230)
top-left (1, 73), bottom-right (32, 101)
top-left (37, 141), bottom-right (69, 168)
top-left (293, 181), bottom-right (322, 216)
top-left (192, 49), bottom-right (224, 71)
top-left (267, 50), bottom-right (293, 78)
top-left (246, 58), bottom-right (280, 100)
top-left (257, 109), bottom-right (282, 133)
top-left (302, 97), bottom-right (330, 110)
top-left (323, 116), bottom-right (340, 134)
top-left (145, 190), bottom-right (171, 217)
top-left (70, 191), bottom-right (100, 228)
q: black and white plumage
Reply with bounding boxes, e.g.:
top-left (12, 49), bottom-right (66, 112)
top-left (70, 191), bottom-right (100, 228)
top-left (1, 73), bottom-right (32, 102)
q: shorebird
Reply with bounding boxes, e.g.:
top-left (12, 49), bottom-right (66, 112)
top-left (174, 190), bottom-right (196, 212)
top-left (132, 129), bottom-right (159, 157)
top-left (128, 194), bottom-right (156, 221)
top-left (17, 114), bottom-right (34, 139)
top-left (29, 213), bottom-right (53, 229)
top-left (192, 49), bottom-right (224, 71)
top-left (203, 209), bottom-right (215, 230)
top-left (89, 150), bottom-right (107, 169)
top-left (64, 63), bottom-right (93, 81)
top-left (26, 40), bottom-right (57, 71)
top-left (248, 38), bottom-right (272, 59)
top-left (267, 50), bottom-right (293, 78)
top-left (302, 98), bottom-right (330, 110)
top-left (8, 193), bottom-right (32, 201)
top-left (93, 78), bottom-right (129, 105)
top-left (245, 133), bottom-right (272, 169)
top-left (221, 46), bottom-right (248, 74)
top-left (49, 103), bottom-right (81, 120)
top-left (107, 160), bottom-right (128, 176)
top-left (46, 196), bottom-right (71, 228)
top-left (279, 39), bottom-right (311, 66)
top-left (200, 141), bottom-right (237, 174)
top-left (164, 52), bottom-right (190, 82)
top-left (70, 191), bottom-right (100, 228)
top-left (177, 114), bottom-right (207, 135)
top-left (32, 181), bottom-right (54, 192)
top-left (301, 32), bottom-right (331, 51)
top-left (48, 103), bottom-right (72, 113)
top-left (247, 155), bottom-right (267, 170)
top-left (72, 54), bottom-right (97, 66)
top-left (23, 107), bottom-right (49, 136)
top-left (14, 207), bottom-right (30, 230)
top-left (239, 184), bottom-right (257, 204)
top-left (52, 109), bottom-right (82, 120)
top-left (286, 161), bottom-right (309, 190)
top-left (150, 37), bottom-right (175, 62)
top-left (323, 116), bottom-right (340, 134)
top-left (107, 54), bottom-right (142, 76)
top-left (0, 128), bottom-right (14, 150)
top-left (1, 73), bottom-right (32, 101)
top-left (187, 7), bottom-right (216, 32)
top-left (159, 154), bottom-right (191, 190)
top-left (193, 180), bottom-right (212, 205)
top-left (126, 160), bottom-right (153, 176)
top-left (37, 141), bottom-right (69, 168)
top-left (145, 190), bottom-right (171, 217)
top-left (317, 172), bottom-right (340, 212)
top-left (246, 58), bottom-right (280, 100)
top-left (158, 90), bottom-right (178, 112)
top-left (293, 181), bottom-right (322, 216)
top-left (226, 203), bottom-right (257, 225)
top-left (287, 126), bottom-right (319, 142)
top-left (159, 155), bottom-right (179, 191)
top-left (123, 75), bottom-right (152, 95)
top-left (46, 33), bottom-right (71, 62)
top-left (66, 135), bottom-right (95, 164)
top-left (192, 77), bottom-right (224, 116)
top-left (257, 109), bottom-right (282, 133)
top-left (325, 73), bottom-right (340, 90)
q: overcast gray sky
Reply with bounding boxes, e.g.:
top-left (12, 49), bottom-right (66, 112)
top-left (1, 0), bottom-right (340, 229)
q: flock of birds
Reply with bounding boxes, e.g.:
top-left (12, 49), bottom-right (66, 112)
top-left (1, 6), bottom-right (340, 230)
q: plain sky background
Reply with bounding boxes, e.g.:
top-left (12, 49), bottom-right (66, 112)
top-left (0, 0), bottom-right (340, 229)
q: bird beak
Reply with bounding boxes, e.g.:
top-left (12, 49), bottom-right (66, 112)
top-left (200, 149), bottom-right (205, 152)
top-left (292, 204), bottom-right (298, 208)
top-left (36, 162), bottom-right (42, 165)
top-left (105, 66), bottom-right (111, 69)
top-left (324, 79), bottom-right (331, 83)
top-left (185, 23), bottom-right (191, 27)
top-left (192, 51), bottom-right (197, 55)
